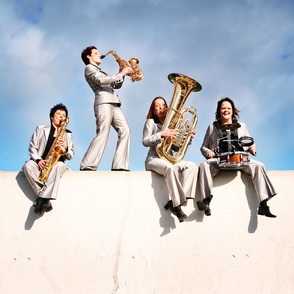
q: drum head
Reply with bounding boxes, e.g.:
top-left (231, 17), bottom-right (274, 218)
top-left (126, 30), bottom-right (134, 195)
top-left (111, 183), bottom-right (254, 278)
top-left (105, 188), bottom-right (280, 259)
top-left (239, 136), bottom-right (254, 147)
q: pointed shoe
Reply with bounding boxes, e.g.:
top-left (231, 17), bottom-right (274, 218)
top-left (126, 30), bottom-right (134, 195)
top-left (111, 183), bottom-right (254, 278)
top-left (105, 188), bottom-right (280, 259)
top-left (258, 205), bottom-right (276, 218)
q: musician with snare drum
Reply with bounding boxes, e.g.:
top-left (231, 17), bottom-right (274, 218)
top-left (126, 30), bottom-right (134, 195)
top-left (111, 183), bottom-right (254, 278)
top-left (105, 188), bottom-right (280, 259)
top-left (197, 97), bottom-right (277, 218)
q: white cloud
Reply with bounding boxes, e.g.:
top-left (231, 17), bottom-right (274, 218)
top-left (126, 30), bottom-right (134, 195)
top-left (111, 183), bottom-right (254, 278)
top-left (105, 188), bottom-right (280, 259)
top-left (0, 0), bottom-right (293, 171)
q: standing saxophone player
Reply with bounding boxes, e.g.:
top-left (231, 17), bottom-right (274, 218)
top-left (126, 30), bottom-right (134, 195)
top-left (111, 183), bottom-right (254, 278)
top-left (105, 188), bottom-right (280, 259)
top-left (80, 46), bottom-right (133, 171)
top-left (22, 103), bottom-right (74, 215)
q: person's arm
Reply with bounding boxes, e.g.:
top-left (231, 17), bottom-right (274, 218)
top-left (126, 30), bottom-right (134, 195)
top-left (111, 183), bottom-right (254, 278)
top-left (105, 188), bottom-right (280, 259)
top-left (28, 126), bottom-right (44, 163)
top-left (241, 123), bottom-right (257, 156)
top-left (64, 131), bottom-right (74, 160)
top-left (142, 119), bottom-right (162, 147)
top-left (85, 64), bottom-right (124, 87)
top-left (200, 124), bottom-right (216, 159)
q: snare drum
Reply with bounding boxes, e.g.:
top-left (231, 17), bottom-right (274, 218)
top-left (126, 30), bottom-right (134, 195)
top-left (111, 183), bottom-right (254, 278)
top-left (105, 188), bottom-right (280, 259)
top-left (218, 151), bottom-right (250, 169)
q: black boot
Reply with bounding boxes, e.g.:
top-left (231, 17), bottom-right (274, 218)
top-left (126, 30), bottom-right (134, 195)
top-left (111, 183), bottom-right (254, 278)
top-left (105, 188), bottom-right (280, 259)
top-left (258, 200), bottom-right (276, 218)
top-left (34, 197), bottom-right (53, 215)
top-left (164, 200), bottom-right (177, 216)
top-left (197, 196), bottom-right (213, 216)
top-left (174, 206), bottom-right (187, 223)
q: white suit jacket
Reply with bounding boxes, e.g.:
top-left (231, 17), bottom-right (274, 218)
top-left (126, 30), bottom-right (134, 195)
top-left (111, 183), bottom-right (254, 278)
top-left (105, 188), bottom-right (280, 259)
top-left (200, 121), bottom-right (255, 159)
top-left (142, 119), bottom-right (164, 165)
top-left (28, 125), bottom-right (74, 163)
top-left (85, 64), bottom-right (124, 105)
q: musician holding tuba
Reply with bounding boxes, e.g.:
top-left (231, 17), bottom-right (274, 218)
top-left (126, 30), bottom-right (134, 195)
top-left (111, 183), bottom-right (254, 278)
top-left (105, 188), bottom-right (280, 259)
top-left (80, 46), bottom-right (134, 171)
top-left (22, 103), bottom-right (74, 215)
top-left (142, 97), bottom-right (199, 222)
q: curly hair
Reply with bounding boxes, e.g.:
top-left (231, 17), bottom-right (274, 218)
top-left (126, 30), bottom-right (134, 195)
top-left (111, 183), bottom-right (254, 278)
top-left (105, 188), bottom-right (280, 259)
top-left (50, 103), bottom-right (68, 119)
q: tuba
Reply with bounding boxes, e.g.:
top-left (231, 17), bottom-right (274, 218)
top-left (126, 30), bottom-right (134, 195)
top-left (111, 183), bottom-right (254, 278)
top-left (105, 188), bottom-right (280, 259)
top-left (39, 117), bottom-right (69, 183)
top-left (101, 50), bottom-right (144, 82)
top-left (156, 73), bottom-right (202, 164)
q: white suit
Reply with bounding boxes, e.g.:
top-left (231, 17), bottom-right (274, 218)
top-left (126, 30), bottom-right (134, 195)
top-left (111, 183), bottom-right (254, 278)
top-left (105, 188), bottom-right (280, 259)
top-left (22, 125), bottom-right (74, 200)
top-left (143, 118), bottom-right (198, 207)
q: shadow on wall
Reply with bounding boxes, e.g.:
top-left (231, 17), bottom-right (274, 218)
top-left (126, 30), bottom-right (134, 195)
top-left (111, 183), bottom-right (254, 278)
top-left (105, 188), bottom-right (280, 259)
top-left (149, 171), bottom-right (204, 237)
top-left (14, 169), bottom-right (261, 234)
top-left (213, 170), bottom-right (260, 233)
top-left (149, 170), bottom-right (260, 235)
top-left (15, 172), bottom-right (43, 231)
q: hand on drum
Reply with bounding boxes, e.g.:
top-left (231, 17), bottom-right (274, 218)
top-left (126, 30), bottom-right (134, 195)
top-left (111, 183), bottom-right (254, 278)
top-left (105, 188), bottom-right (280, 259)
top-left (206, 151), bottom-right (216, 159)
top-left (249, 145), bottom-right (257, 156)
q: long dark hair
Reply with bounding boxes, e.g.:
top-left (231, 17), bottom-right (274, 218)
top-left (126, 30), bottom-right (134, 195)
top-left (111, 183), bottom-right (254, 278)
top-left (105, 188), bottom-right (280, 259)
top-left (215, 97), bottom-right (240, 123)
top-left (146, 96), bottom-right (168, 123)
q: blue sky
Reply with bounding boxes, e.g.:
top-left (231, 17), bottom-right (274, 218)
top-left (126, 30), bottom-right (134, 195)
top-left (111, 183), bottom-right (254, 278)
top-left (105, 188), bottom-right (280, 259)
top-left (0, 0), bottom-right (293, 172)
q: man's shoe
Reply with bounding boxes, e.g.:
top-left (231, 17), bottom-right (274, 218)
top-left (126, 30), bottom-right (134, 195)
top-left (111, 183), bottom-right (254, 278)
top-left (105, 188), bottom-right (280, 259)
top-left (111, 169), bottom-right (130, 172)
top-left (33, 198), bottom-right (52, 215)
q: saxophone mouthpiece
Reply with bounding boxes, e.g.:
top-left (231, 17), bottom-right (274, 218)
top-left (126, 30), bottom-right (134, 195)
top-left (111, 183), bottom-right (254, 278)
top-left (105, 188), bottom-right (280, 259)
top-left (100, 55), bottom-right (106, 59)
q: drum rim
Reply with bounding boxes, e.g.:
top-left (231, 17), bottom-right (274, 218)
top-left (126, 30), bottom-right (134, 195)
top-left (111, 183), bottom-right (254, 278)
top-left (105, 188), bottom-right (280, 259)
top-left (239, 136), bottom-right (254, 147)
top-left (218, 151), bottom-right (249, 157)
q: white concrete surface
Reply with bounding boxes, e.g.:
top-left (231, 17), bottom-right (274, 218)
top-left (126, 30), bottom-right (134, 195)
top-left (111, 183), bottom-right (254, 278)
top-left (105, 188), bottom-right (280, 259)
top-left (0, 170), bottom-right (293, 294)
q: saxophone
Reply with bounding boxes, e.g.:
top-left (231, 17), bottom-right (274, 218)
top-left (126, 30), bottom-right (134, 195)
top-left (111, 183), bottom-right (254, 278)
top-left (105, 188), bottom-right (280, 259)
top-left (39, 117), bottom-right (69, 183)
top-left (156, 73), bottom-right (202, 164)
top-left (101, 50), bottom-right (144, 82)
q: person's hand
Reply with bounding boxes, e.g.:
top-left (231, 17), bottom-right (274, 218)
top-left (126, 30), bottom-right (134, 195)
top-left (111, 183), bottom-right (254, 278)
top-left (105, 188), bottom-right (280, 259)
top-left (38, 159), bottom-right (47, 170)
top-left (206, 151), bottom-right (216, 159)
top-left (161, 129), bottom-right (178, 138)
top-left (249, 145), bottom-right (256, 156)
top-left (57, 139), bottom-right (68, 150)
top-left (190, 129), bottom-right (196, 138)
top-left (121, 66), bottom-right (133, 76)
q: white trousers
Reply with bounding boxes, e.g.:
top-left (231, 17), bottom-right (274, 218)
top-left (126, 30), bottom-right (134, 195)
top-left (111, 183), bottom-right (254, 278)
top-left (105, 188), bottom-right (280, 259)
top-left (80, 103), bottom-right (130, 170)
top-left (199, 158), bottom-right (277, 202)
top-left (146, 158), bottom-right (198, 207)
top-left (22, 160), bottom-right (66, 200)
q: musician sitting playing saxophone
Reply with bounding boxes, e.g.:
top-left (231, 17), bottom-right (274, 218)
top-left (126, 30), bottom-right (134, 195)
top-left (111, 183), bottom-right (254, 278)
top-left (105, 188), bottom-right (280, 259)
top-left (22, 103), bottom-right (74, 215)
top-left (142, 97), bottom-right (199, 223)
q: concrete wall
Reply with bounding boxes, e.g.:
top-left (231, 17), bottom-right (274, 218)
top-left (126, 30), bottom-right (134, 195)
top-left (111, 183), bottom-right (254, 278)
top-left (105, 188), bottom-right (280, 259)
top-left (0, 170), bottom-right (293, 294)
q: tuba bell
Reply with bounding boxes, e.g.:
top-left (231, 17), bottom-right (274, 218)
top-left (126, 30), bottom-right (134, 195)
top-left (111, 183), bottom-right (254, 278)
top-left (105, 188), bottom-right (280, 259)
top-left (156, 73), bottom-right (202, 164)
